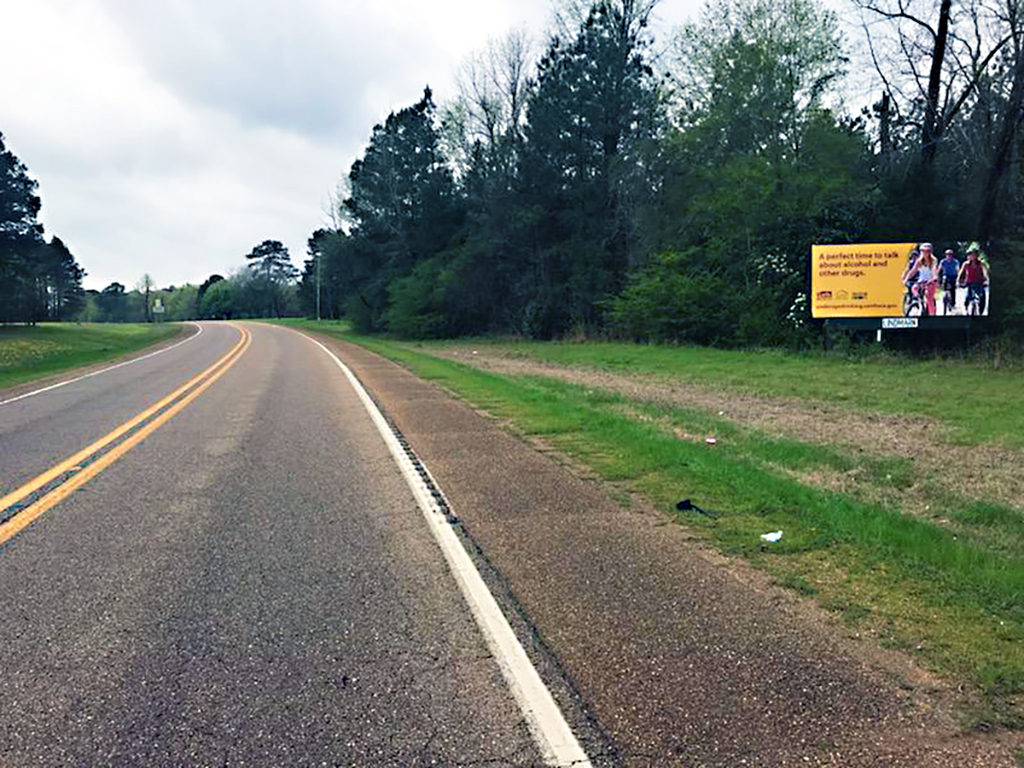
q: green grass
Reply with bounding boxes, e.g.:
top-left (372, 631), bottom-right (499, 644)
top-left (0, 323), bottom-right (183, 389)
top-left (274, 320), bottom-right (1024, 719)
top-left (396, 337), bottom-right (1024, 448)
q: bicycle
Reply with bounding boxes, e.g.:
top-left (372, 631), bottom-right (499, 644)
top-left (941, 277), bottom-right (956, 315)
top-left (903, 282), bottom-right (925, 317)
top-left (964, 283), bottom-right (986, 316)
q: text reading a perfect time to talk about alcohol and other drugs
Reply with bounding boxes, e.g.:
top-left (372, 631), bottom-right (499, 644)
top-left (817, 250), bottom-right (901, 279)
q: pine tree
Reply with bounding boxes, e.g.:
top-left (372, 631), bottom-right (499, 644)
top-left (0, 132), bottom-right (45, 323)
top-left (516, 1), bottom-right (660, 335)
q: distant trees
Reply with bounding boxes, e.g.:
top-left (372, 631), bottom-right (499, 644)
top-left (244, 239), bottom-right (298, 317)
top-left (161, 283), bottom-right (198, 320)
top-left (95, 283), bottom-right (130, 323)
top-left (197, 273), bottom-right (224, 313)
top-left (298, 229), bottom-right (349, 321)
top-left (29, 236), bottom-right (86, 321)
top-left (0, 132), bottom-right (85, 323)
top-left (199, 278), bottom-right (236, 319)
top-left (69, 278), bottom-right (202, 323)
top-left (185, 243), bottom-right (299, 320)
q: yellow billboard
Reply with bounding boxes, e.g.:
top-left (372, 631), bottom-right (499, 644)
top-left (811, 243), bottom-right (916, 318)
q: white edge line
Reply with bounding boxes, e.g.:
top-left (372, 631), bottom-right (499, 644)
top-left (301, 332), bottom-right (593, 768)
top-left (0, 322), bottom-right (204, 408)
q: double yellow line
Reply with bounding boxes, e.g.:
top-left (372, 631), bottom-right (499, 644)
top-left (0, 324), bottom-right (251, 545)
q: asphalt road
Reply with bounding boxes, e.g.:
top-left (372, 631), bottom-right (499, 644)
top-left (4, 321), bottom-right (1017, 767)
top-left (0, 322), bottom-right (547, 766)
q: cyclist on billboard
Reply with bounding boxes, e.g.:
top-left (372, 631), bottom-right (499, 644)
top-left (901, 248), bottom-right (921, 315)
top-left (902, 243), bottom-right (939, 315)
top-left (957, 243), bottom-right (990, 315)
top-left (938, 248), bottom-right (960, 314)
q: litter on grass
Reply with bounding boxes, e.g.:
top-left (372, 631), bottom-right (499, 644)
top-left (760, 531), bottom-right (783, 543)
top-left (676, 499), bottom-right (716, 518)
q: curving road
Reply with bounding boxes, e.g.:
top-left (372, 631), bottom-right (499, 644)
top-left (0, 322), bottom-right (552, 766)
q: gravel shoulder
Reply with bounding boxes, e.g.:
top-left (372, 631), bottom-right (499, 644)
top-left (315, 333), bottom-right (1024, 767)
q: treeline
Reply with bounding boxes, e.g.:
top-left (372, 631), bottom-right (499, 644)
top-left (0, 133), bottom-right (86, 323)
top-left (83, 240), bottom-right (302, 323)
top-left (295, 0), bottom-right (1024, 345)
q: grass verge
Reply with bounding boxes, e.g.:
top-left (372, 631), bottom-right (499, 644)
top-left (276, 319), bottom-right (1024, 726)
top-left (0, 323), bottom-right (184, 390)
top-left (407, 337), bottom-right (1024, 448)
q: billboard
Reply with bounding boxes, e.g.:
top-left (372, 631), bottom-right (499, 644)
top-left (812, 242), bottom-right (990, 319)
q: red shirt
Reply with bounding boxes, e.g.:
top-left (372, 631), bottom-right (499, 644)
top-left (963, 260), bottom-right (986, 285)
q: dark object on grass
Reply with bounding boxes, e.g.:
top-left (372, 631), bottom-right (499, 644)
top-left (676, 499), bottom-right (716, 518)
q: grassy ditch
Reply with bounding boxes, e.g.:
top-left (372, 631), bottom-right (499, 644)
top-left (280, 320), bottom-right (1024, 724)
top-left (0, 323), bottom-right (183, 390)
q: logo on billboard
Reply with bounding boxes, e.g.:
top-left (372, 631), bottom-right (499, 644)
top-left (882, 317), bottom-right (919, 329)
top-left (817, 291), bottom-right (833, 300)
top-left (852, 292), bottom-right (867, 300)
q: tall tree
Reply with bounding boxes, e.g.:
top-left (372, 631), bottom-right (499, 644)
top-left (516, 0), bottom-right (661, 334)
top-left (245, 240), bottom-right (298, 317)
top-left (343, 88), bottom-right (463, 330)
top-left (96, 282), bottom-right (129, 323)
top-left (137, 273), bottom-right (155, 322)
top-left (39, 236), bottom-right (85, 320)
top-left (0, 132), bottom-right (45, 323)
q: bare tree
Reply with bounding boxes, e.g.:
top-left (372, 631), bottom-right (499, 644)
top-left (551, 0), bottom-right (661, 48)
top-left (136, 273), bottom-right (154, 323)
top-left (852, 0), bottom-right (1017, 165)
top-left (441, 27), bottom-right (535, 178)
top-left (852, 0), bottom-right (1024, 237)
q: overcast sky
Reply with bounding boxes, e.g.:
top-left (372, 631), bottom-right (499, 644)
top-left (4, 0), bottom-right (846, 291)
